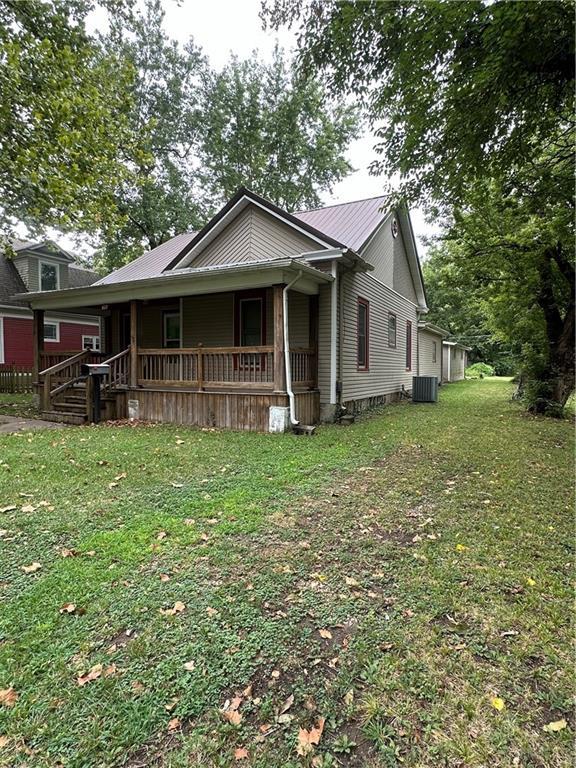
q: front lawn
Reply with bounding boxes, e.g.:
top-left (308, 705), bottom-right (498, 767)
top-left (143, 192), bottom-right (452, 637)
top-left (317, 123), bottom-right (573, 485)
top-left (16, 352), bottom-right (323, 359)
top-left (0, 394), bottom-right (37, 420)
top-left (0, 379), bottom-right (572, 767)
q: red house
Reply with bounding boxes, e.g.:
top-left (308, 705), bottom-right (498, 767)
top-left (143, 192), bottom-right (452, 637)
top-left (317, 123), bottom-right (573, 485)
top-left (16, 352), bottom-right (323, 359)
top-left (0, 240), bottom-right (101, 368)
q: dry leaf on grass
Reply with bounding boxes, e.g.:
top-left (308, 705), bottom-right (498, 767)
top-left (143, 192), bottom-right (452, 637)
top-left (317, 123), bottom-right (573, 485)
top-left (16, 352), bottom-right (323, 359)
top-left (21, 562), bottom-right (41, 573)
top-left (0, 688), bottom-right (17, 707)
top-left (0, 506), bottom-right (16, 513)
top-left (21, 505), bottom-right (36, 513)
top-left (223, 709), bottom-right (242, 725)
top-left (318, 629), bottom-right (332, 640)
top-left (77, 664), bottom-right (103, 686)
top-left (206, 606), bottom-right (219, 617)
top-left (159, 573), bottom-right (170, 582)
top-left (543, 719), bottom-right (567, 732)
top-left (183, 660), bottom-right (196, 671)
top-left (489, 696), bottom-right (505, 711)
top-left (160, 601), bottom-right (186, 616)
top-left (0, 735), bottom-right (9, 748)
top-left (296, 717), bottom-right (325, 756)
top-left (167, 717), bottom-right (181, 731)
top-left (156, 531), bottom-right (167, 540)
top-left (60, 548), bottom-right (77, 558)
top-left (344, 576), bottom-right (360, 587)
top-left (234, 747), bottom-right (249, 760)
top-left (59, 603), bottom-right (77, 614)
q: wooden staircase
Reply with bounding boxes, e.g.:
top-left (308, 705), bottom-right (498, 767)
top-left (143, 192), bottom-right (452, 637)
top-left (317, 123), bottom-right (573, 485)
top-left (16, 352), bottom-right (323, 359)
top-left (38, 349), bottom-right (129, 425)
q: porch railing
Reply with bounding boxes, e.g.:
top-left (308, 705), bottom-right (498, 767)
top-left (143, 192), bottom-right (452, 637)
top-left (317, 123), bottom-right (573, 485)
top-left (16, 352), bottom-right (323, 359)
top-left (137, 347), bottom-right (276, 389)
top-left (290, 348), bottom-right (316, 388)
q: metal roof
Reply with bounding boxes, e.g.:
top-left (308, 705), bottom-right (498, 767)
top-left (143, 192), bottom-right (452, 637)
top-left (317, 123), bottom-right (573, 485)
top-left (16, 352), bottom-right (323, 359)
top-left (293, 195), bottom-right (388, 252)
top-left (94, 232), bottom-right (197, 286)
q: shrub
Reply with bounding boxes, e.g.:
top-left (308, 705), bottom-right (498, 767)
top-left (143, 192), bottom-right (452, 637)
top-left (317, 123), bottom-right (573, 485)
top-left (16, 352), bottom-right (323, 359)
top-left (465, 362), bottom-right (495, 378)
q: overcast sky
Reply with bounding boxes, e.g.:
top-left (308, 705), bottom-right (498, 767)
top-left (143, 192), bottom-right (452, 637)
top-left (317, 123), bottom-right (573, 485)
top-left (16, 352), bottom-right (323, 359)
top-left (62, 0), bottom-right (436, 258)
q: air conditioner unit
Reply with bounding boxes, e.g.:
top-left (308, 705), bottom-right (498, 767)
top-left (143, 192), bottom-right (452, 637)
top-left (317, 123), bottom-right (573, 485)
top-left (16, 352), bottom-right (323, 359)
top-left (412, 376), bottom-right (438, 403)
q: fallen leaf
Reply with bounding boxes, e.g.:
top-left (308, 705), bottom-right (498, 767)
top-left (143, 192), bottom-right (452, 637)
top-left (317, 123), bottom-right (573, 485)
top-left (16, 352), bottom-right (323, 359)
top-left (114, 472), bottom-right (127, 481)
top-left (318, 629), bottom-right (332, 640)
top-left (21, 505), bottom-right (36, 513)
top-left (159, 573), bottom-right (170, 582)
top-left (345, 576), bottom-right (360, 587)
top-left (0, 735), bottom-right (9, 748)
top-left (343, 689), bottom-right (354, 706)
top-left (206, 606), bottom-right (219, 617)
top-left (455, 543), bottom-right (469, 552)
top-left (0, 688), bottom-right (17, 707)
top-left (131, 681), bottom-right (145, 694)
top-left (77, 664), bottom-right (103, 686)
top-left (234, 747), bottom-right (249, 760)
top-left (526, 577), bottom-right (536, 586)
top-left (21, 562), bottom-right (42, 573)
top-left (242, 684), bottom-right (253, 698)
top-left (490, 696), bottom-right (505, 711)
top-left (60, 548), bottom-right (77, 558)
top-left (270, 669), bottom-right (281, 679)
top-left (171, 482), bottom-right (184, 488)
top-left (543, 718), bottom-right (567, 733)
top-left (175, 439), bottom-right (185, 445)
top-left (296, 717), bottom-right (325, 756)
top-left (108, 482), bottom-right (118, 489)
top-left (160, 601), bottom-right (186, 616)
top-left (279, 693), bottom-right (294, 714)
top-left (183, 518), bottom-right (195, 526)
top-left (156, 531), bottom-right (167, 540)
top-left (183, 660), bottom-right (196, 672)
top-left (223, 709), bottom-right (242, 725)
top-left (59, 602), bottom-right (77, 614)
top-left (167, 717), bottom-right (181, 731)
top-left (0, 506), bottom-right (16, 514)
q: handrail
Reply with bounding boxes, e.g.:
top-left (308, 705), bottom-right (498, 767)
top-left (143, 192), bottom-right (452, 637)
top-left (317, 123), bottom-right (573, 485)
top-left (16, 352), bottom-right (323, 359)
top-left (50, 375), bottom-right (85, 399)
top-left (137, 346), bottom-right (274, 355)
top-left (39, 350), bottom-right (91, 377)
top-left (103, 347), bottom-right (130, 364)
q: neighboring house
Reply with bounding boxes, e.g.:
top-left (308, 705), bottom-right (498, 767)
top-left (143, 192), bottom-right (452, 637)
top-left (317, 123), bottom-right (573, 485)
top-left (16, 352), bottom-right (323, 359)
top-left (442, 341), bottom-right (471, 382)
top-left (0, 241), bottom-right (101, 368)
top-left (21, 188), bottom-right (437, 430)
top-left (417, 322), bottom-right (449, 382)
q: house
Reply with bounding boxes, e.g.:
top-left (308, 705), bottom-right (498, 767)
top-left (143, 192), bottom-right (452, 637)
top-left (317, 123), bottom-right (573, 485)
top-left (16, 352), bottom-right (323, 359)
top-left (417, 322), bottom-right (449, 382)
top-left (0, 240), bottom-right (101, 369)
top-left (20, 188), bottom-right (435, 430)
top-left (442, 341), bottom-right (471, 382)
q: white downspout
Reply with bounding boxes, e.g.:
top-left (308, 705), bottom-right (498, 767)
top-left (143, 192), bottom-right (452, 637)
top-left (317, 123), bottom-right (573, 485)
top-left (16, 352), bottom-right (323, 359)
top-left (330, 260), bottom-right (338, 406)
top-left (447, 348), bottom-right (451, 382)
top-left (283, 271), bottom-right (303, 426)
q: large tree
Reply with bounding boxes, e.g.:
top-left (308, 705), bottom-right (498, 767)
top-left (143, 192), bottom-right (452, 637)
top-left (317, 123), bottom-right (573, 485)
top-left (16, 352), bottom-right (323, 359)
top-left (0, 0), bottom-right (137, 237)
top-left (264, 0), bottom-right (575, 412)
top-left (96, 1), bottom-right (360, 271)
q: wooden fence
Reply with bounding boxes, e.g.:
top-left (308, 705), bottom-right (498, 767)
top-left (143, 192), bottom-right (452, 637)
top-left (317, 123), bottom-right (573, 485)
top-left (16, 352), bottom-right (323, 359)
top-left (0, 366), bottom-right (34, 394)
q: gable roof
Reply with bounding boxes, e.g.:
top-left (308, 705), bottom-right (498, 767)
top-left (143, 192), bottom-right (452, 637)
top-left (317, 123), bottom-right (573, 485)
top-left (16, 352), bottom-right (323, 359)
top-left (293, 195), bottom-right (388, 252)
top-left (11, 239), bottom-right (75, 262)
top-left (94, 233), bottom-right (197, 286)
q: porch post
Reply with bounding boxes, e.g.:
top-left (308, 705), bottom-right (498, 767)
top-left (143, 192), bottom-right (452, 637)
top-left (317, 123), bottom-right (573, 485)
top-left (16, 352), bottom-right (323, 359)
top-left (309, 295), bottom-right (319, 388)
top-left (273, 284), bottom-right (286, 393)
top-left (129, 300), bottom-right (139, 387)
top-left (32, 309), bottom-right (44, 384)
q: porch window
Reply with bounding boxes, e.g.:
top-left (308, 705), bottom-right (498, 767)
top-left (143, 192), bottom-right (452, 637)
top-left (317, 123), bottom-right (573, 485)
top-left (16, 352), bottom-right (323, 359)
top-left (239, 298), bottom-right (263, 346)
top-left (357, 297), bottom-right (369, 371)
top-left (163, 312), bottom-right (181, 349)
top-left (43, 322), bottom-right (59, 342)
top-left (406, 320), bottom-right (412, 371)
top-left (39, 261), bottom-right (59, 291)
top-left (388, 312), bottom-right (397, 348)
top-left (432, 341), bottom-right (437, 363)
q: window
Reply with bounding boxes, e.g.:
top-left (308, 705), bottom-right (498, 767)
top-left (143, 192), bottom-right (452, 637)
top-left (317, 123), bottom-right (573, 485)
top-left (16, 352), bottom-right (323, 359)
top-left (43, 322), bottom-right (59, 342)
top-left (82, 335), bottom-right (101, 351)
top-left (0, 317), bottom-right (4, 364)
top-left (163, 312), bottom-right (181, 349)
top-left (39, 261), bottom-right (59, 291)
top-left (406, 320), bottom-right (412, 371)
top-left (388, 312), bottom-right (397, 348)
top-left (239, 298), bottom-right (263, 346)
top-left (357, 298), bottom-right (369, 371)
top-left (432, 341), bottom-right (437, 363)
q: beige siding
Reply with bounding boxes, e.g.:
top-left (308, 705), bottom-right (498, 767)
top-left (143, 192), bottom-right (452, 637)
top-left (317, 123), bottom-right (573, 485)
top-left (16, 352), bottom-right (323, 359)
top-left (140, 300), bottom-right (180, 347)
top-left (13, 255), bottom-right (30, 289)
top-left (418, 329), bottom-right (442, 379)
top-left (393, 227), bottom-right (418, 303)
top-left (191, 205), bottom-right (320, 268)
top-left (340, 271), bottom-right (417, 402)
top-left (359, 214), bottom-right (419, 304)
top-left (288, 291), bottom-right (310, 348)
top-left (442, 345), bottom-right (466, 382)
top-left (317, 283), bottom-right (332, 404)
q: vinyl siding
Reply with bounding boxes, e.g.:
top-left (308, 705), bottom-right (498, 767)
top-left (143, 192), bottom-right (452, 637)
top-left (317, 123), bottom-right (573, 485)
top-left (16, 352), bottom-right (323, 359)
top-left (317, 283), bottom-right (332, 404)
top-left (0, 314), bottom-right (99, 366)
top-left (191, 205), bottom-right (319, 269)
top-left (288, 291), bottom-right (310, 348)
top-left (392, 226), bottom-right (418, 303)
top-left (340, 271), bottom-right (418, 402)
top-left (442, 345), bottom-right (466, 382)
top-left (139, 300), bottom-right (180, 348)
top-left (418, 329), bottom-right (442, 379)
top-left (183, 294), bottom-right (233, 347)
top-left (12, 255), bottom-right (30, 289)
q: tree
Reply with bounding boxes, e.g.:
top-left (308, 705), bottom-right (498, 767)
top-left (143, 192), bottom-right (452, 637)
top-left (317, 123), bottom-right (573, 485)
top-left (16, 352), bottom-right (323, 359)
top-left (0, 0), bottom-right (137, 237)
top-left (96, 1), bottom-right (360, 272)
top-left (199, 47), bottom-right (360, 211)
top-left (263, 0), bottom-right (574, 208)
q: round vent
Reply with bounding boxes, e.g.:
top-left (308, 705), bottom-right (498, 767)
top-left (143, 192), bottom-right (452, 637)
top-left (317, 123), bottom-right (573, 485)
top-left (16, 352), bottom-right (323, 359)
top-left (391, 218), bottom-right (399, 238)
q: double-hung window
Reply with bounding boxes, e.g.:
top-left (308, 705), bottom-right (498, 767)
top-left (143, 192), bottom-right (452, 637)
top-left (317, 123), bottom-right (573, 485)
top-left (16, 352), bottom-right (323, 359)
top-left (406, 320), bottom-right (412, 371)
top-left (43, 322), bottom-right (59, 342)
top-left (40, 261), bottom-right (59, 291)
top-left (388, 312), bottom-right (397, 348)
top-left (163, 312), bottom-right (181, 349)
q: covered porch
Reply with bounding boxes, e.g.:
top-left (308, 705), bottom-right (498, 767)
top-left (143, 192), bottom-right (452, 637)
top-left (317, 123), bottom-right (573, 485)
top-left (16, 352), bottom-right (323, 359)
top-left (28, 259), bottom-right (331, 430)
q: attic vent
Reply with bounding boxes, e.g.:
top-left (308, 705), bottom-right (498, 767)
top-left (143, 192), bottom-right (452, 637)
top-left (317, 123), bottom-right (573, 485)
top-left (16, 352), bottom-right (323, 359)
top-left (391, 218), bottom-right (399, 238)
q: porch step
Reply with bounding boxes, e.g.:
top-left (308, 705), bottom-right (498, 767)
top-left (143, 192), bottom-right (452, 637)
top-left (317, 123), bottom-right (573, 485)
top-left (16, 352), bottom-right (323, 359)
top-left (41, 410), bottom-right (87, 426)
top-left (55, 402), bottom-right (87, 414)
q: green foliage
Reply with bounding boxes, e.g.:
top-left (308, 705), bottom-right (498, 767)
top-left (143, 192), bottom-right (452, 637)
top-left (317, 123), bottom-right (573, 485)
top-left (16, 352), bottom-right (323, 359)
top-left (465, 362), bottom-right (495, 379)
top-left (0, 0), bottom-right (138, 235)
top-left (95, 2), bottom-right (359, 271)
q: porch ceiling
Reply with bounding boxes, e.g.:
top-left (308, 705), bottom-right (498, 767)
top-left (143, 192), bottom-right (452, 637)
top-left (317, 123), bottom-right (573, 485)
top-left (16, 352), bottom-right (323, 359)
top-left (18, 258), bottom-right (333, 311)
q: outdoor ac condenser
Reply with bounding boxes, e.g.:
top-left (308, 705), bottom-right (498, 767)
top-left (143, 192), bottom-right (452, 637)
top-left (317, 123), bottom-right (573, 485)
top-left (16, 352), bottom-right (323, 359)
top-left (412, 376), bottom-right (439, 403)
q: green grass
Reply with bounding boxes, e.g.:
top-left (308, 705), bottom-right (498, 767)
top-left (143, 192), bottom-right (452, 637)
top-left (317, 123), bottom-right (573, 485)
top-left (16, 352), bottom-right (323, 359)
top-left (0, 394), bottom-right (38, 419)
top-left (0, 379), bottom-right (572, 767)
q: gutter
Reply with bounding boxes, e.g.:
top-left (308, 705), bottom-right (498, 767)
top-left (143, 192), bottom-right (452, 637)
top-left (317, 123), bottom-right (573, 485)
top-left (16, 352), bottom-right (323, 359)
top-left (283, 271), bottom-right (303, 426)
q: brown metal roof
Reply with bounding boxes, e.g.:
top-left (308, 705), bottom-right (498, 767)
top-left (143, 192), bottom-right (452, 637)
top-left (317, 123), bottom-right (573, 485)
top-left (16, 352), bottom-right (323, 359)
top-left (293, 195), bottom-right (388, 252)
top-left (94, 232), bottom-right (197, 286)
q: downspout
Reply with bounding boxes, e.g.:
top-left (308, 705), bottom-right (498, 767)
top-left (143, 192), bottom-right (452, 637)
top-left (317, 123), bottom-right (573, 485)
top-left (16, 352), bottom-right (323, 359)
top-left (283, 271), bottom-right (303, 426)
top-left (330, 260), bottom-right (338, 407)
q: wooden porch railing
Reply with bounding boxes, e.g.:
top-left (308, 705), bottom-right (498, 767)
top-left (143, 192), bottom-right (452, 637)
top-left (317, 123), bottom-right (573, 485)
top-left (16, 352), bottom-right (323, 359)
top-left (102, 348), bottom-right (130, 393)
top-left (290, 348), bottom-right (316, 389)
top-left (137, 347), bottom-right (276, 389)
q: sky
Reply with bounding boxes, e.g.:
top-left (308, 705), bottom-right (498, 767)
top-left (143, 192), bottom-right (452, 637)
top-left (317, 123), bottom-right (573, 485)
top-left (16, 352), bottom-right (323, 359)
top-left (55, 0), bottom-right (437, 258)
